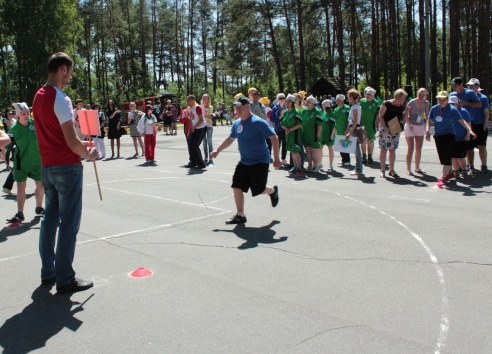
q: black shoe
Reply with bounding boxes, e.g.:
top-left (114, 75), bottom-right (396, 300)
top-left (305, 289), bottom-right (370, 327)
top-left (269, 185), bottom-right (279, 207)
top-left (481, 165), bottom-right (488, 174)
top-left (225, 214), bottom-right (247, 225)
top-left (193, 164), bottom-right (206, 169)
top-left (57, 277), bottom-right (94, 294)
top-left (41, 276), bottom-right (56, 286)
top-left (7, 212), bottom-right (24, 223)
top-left (362, 156), bottom-right (368, 165)
top-left (35, 207), bottom-right (45, 215)
top-left (367, 156), bottom-right (373, 164)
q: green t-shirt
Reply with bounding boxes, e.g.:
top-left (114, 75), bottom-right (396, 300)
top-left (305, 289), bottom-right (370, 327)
top-left (301, 107), bottom-right (323, 128)
top-left (333, 104), bottom-right (350, 134)
top-left (321, 111), bottom-right (336, 142)
top-left (8, 118), bottom-right (41, 170)
top-left (281, 108), bottom-right (303, 129)
top-left (360, 97), bottom-right (381, 131)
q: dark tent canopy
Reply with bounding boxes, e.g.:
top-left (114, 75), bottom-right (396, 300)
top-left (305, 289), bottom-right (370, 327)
top-left (309, 77), bottom-right (342, 98)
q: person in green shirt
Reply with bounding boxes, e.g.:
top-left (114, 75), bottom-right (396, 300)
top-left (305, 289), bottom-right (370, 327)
top-left (320, 100), bottom-right (337, 171)
top-left (6, 102), bottom-right (44, 223)
top-left (281, 94), bottom-right (304, 175)
top-left (360, 87), bottom-right (381, 164)
top-left (333, 94), bottom-right (351, 166)
top-left (302, 96), bottom-right (323, 172)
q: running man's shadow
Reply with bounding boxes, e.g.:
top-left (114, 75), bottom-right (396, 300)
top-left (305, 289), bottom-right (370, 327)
top-left (0, 286), bottom-right (92, 353)
top-left (213, 220), bottom-right (287, 250)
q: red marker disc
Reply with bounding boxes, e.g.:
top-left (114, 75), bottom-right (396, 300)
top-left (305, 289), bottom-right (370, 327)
top-left (129, 267), bottom-right (153, 278)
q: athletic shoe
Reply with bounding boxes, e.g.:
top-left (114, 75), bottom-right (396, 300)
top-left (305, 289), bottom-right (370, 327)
top-left (2, 188), bottom-right (15, 195)
top-left (289, 167), bottom-right (297, 173)
top-left (362, 156), bottom-right (368, 164)
top-left (306, 166), bottom-right (313, 172)
top-left (295, 170), bottom-right (305, 176)
top-left (7, 212), bottom-right (25, 223)
top-left (269, 185), bottom-right (279, 207)
top-left (367, 156), bottom-right (374, 164)
top-left (350, 170), bottom-right (362, 175)
top-left (337, 161), bottom-right (344, 166)
top-left (35, 207), bottom-right (45, 215)
top-left (481, 165), bottom-right (488, 174)
top-left (225, 214), bottom-right (247, 224)
top-left (436, 178), bottom-right (445, 187)
top-left (343, 162), bottom-right (351, 166)
top-left (312, 165), bottom-right (321, 173)
top-left (281, 159), bottom-right (288, 165)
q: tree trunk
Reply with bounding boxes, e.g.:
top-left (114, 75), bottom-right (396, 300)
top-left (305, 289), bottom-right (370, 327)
top-left (449, 0), bottom-right (460, 77)
top-left (296, 0), bottom-right (306, 90)
top-left (264, 0), bottom-right (284, 92)
top-left (282, 0), bottom-right (299, 90)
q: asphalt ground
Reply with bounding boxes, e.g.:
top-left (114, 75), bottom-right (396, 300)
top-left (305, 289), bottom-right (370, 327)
top-left (0, 124), bottom-right (491, 353)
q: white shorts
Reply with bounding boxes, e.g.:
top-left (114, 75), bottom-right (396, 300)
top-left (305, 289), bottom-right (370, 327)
top-left (404, 123), bottom-right (426, 137)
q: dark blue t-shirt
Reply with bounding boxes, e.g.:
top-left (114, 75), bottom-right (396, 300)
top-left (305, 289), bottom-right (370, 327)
top-left (230, 115), bottom-right (275, 165)
top-left (449, 89), bottom-right (481, 122)
top-left (428, 104), bottom-right (463, 136)
top-left (453, 108), bottom-right (471, 141)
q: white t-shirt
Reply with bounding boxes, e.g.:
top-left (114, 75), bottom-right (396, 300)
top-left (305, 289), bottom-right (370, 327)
top-left (189, 104), bottom-right (207, 129)
top-left (349, 104), bottom-right (361, 126)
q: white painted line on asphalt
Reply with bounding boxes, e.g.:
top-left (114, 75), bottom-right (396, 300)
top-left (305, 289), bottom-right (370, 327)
top-left (390, 195), bottom-right (430, 202)
top-left (328, 191), bottom-right (449, 354)
top-left (101, 186), bottom-right (229, 212)
top-left (78, 210), bottom-right (231, 244)
top-left (87, 176), bottom-right (180, 185)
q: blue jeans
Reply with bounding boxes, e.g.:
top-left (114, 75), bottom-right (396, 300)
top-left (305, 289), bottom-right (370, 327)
top-left (355, 142), bottom-right (363, 172)
top-left (39, 163), bottom-right (83, 286)
top-left (202, 127), bottom-right (214, 160)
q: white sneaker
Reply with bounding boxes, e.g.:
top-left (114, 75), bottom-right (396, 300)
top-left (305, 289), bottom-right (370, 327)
top-left (350, 170), bottom-right (362, 175)
top-left (2, 188), bottom-right (15, 195)
top-left (313, 165), bottom-right (321, 173)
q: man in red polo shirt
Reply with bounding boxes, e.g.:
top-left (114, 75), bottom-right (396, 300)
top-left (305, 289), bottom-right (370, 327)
top-left (32, 52), bottom-right (98, 294)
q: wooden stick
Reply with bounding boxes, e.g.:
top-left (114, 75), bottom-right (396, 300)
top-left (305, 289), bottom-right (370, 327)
top-left (87, 134), bottom-right (103, 201)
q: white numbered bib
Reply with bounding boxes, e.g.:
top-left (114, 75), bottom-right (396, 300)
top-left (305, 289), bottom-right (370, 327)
top-left (416, 115), bottom-right (422, 123)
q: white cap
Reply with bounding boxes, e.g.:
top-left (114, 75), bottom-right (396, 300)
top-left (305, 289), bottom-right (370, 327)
top-left (336, 94), bottom-right (345, 101)
top-left (321, 100), bottom-right (332, 108)
top-left (13, 102), bottom-right (29, 116)
top-left (448, 96), bottom-right (459, 105)
top-left (305, 95), bottom-right (317, 104)
top-left (466, 78), bottom-right (480, 86)
top-left (285, 94), bottom-right (296, 103)
top-left (365, 87), bottom-right (377, 96)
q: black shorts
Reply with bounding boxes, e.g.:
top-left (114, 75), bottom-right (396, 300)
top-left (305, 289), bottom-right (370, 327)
top-left (453, 140), bottom-right (467, 158)
top-left (469, 123), bottom-right (487, 148)
top-left (434, 134), bottom-right (455, 165)
top-left (232, 162), bottom-right (269, 196)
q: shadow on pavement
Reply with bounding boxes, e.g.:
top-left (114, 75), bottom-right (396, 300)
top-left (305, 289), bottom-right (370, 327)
top-left (0, 286), bottom-right (92, 353)
top-left (213, 220), bottom-right (287, 250)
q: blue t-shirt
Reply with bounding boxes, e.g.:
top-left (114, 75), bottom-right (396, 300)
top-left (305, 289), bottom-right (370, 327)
top-left (449, 89), bottom-right (480, 122)
top-left (428, 104), bottom-right (463, 136)
top-left (230, 115), bottom-right (275, 165)
top-left (453, 108), bottom-right (471, 142)
top-left (472, 93), bottom-right (490, 124)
